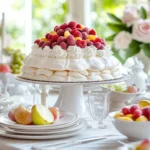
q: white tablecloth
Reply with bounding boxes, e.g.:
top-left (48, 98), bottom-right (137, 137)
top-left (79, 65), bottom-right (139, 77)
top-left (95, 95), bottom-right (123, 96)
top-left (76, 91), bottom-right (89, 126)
top-left (0, 118), bottom-right (129, 150)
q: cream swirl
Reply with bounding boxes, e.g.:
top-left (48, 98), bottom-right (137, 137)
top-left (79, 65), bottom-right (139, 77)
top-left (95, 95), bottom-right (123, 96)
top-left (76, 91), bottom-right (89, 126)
top-left (50, 45), bottom-right (67, 58)
top-left (96, 46), bottom-right (113, 57)
top-left (83, 46), bottom-right (96, 58)
top-left (67, 46), bottom-right (84, 58)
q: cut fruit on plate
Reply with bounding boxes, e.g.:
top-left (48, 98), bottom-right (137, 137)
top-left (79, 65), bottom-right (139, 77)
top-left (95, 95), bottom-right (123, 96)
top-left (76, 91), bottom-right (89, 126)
top-left (32, 105), bottom-right (54, 125)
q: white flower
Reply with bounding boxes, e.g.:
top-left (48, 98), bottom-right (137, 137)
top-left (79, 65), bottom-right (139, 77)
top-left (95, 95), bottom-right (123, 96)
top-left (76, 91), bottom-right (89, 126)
top-left (132, 19), bottom-right (150, 43)
top-left (114, 31), bottom-right (132, 49)
top-left (122, 5), bottom-right (139, 25)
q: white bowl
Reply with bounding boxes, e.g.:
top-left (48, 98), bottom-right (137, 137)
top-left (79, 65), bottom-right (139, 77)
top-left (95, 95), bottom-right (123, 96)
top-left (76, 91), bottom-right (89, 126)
top-left (109, 89), bottom-right (141, 112)
top-left (110, 111), bottom-right (150, 140)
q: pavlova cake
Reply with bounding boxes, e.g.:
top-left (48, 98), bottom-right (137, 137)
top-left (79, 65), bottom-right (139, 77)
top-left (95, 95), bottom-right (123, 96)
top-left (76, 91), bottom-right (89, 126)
top-left (21, 21), bottom-right (123, 81)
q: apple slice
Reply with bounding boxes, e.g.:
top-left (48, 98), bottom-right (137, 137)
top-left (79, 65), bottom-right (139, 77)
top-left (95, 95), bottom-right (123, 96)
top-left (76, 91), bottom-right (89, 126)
top-left (32, 105), bottom-right (54, 125)
top-left (14, 106), bottom-right (32, 125)
top-left (8, 109), bottom-right (16, 122)
top-left (49, 107), bottom-right (60, 122)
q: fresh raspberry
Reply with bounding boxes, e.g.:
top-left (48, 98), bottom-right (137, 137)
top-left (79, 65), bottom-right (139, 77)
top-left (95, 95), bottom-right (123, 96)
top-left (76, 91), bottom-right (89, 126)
top-left (65, 27), bottom-right (72, 32)
top-left (34, 39), bottom-right (41, 45)
top-left (73, 31), bottom-right (82, 38)
top-left (57, 36), bottom-right (66, 45)
top-left (94, 42), bottom-right (102, 49)
top-left (81, 40), bottom-right (87, 48)
top-left (48, 34), bottom-right (53, 40)
top-left (45, 33), bottom-right (50, 39)
top-left (71, 29), bottom-right (78, 35)
top-left (87, 41), bottom-right (93, 46)
top-left (51, 42), bottom-right (58, 48)
top-left (130, 105), bottom-right (139, 114)
top-left (100, 39), bottom-right (106, 46)
top-left (122, 107), bottom-right (130, 115)
top-left (68, 21), bottom-right (76, 28)
top-left (76, 40), bottom-right (82, 47)
top-left (99, 44), bottom-right (105, 50)
top-left (89, 29), bottom-right (96, 35)
top-left (133, 109), bottom-right (143, 119)
top-left (39, 41), bottom-right (45, 47)
top-left (82, 27), bottom-right (89, 34)
top-left (60, 42), bottom-right (68, 50)
top-left (42, 42), bottom-right (51, 49)
top-left (54, 26), bottom-right (60, 32)
top-left (60, 23), bottom-right (68, 29)
top-left (76, 24), bottom-right (81, 28)
top-left (66, 35), bottom-right (75, 46)
top-left (52, 35), bottom-right (59, 42)
top-left (95, 37), bottom-right (102, 43)
top-left (82, 32), bottom-right (88, 39)
top-left (57, 29), bottom-right (65, 36)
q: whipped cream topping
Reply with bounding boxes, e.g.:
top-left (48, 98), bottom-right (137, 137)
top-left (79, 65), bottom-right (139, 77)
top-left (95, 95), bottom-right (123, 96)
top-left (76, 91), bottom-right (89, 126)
top-left (67, 46), bottom-right (84, 58)
top-left (96, 46), bottom-right (113, 57)
top-left (83, 46), bottom-right (96, 58)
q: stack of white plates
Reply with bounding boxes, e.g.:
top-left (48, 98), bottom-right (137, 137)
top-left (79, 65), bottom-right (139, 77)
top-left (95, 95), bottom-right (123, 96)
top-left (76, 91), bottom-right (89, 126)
top-left (0, 111), bottom-right (87, 139)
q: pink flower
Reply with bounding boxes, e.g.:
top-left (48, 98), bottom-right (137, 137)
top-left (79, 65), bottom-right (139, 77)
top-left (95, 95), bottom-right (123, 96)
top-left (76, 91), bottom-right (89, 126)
top-left (132, 19), bottom-right (150, 43)
top-left (114, 31), bottom-right (132, 49)
top-left (122, 5), bottom-right (139, 25)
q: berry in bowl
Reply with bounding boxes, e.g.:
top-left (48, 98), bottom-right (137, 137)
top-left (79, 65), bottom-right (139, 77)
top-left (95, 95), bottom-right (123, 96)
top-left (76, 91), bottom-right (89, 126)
top-left (110, 100), bottom-right (150, 140)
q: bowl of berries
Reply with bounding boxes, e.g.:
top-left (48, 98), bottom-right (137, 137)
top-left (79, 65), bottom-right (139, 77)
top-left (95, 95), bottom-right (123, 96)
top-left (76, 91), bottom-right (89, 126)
top-left (109, 85), bottom-right (141, 112)
top-left (110, 100), bottom-right (150, 140)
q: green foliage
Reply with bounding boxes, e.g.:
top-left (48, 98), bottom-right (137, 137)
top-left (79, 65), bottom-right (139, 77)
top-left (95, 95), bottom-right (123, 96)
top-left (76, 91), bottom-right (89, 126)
top-left (107, 13), bottom-right (122, 23)
top-left (105, 34), bottom-right (117, 41)
top-left (140, 7), bottom-right (147, 19)
top-left (141, 44), bottom-right (150, 59)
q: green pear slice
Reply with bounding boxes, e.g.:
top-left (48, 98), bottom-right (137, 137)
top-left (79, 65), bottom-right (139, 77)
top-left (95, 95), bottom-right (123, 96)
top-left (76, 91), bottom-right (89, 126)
top-left (32, 105), bottom-right (54, 125)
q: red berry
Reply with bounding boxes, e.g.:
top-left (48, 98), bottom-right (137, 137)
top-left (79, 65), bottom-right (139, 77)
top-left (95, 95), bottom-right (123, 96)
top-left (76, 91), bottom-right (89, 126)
top-left (65, 27), bottom-right (72, 32)
top-left (94, 42), bottom-right (101, 49)
top-left (60, 23), bottom-right (68, 29)
top-left (95, 37), bottom-right (102, 43)
top-left (45, 33), bottom-right (50, 39)
top-left (76, 24), bottom-right (82, 28)
top-left (42, 42), bottom-right (51, 49)
top-left (76, 40), bottom-right (82, 48)
top-left (81, 40), bottom-right (87, 48)
top-left (73, 31), bottom-right (82, 38)
top-left (57, 36), bottom-right (66, 45)
top-left (133, 109), bottom-right (143, 119)
top-left (68, 21), bottom-right (76, 28)
top-left (71, 28), bottom-right (78, 35)
top-left (34, 39), bottom-right (41, 45)
top-left (99, 44), bottom-right (105, 50)
top-left (82, 32), bottom-right (88, 39)
top-left (39, 41), bottom-right (45, 47)
top-left (60, 42), bottom-right (68, 50)
top-left (51, 42), bottom-right (58, 48)
top-left (48, 34), bottom-right (53, 40)
top-left (52, 35), bottom-right (59, 42)
top-left (82, 27), bottom-right (89, 33)
top-left (89, 29), bottom-right (96, 35)
top-left (87, 41), bottom-right (93, 46)
top-left (142, 107), bottom-right (150, 118)
top-left (130, 105), bottom-right (139, 114)
top-left (57, 29), bottom-right (65, 36)
top-left (54, 26), bottom-right (59, 32)
top-left (101, 39), bottom-right (106, 46)
top-left (66, 35), bottom-right (75, 46)
top-left (122, 107), bottom-right (130, 115)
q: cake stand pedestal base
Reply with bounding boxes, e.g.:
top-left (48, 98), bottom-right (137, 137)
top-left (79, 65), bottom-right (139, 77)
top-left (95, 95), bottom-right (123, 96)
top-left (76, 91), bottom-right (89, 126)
top-left (55, 85), bottom-right (89, 117)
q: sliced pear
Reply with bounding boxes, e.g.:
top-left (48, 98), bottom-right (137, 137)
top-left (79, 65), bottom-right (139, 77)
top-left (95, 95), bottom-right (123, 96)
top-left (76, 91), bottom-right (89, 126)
top-left (32, 105), bottom-right (54, 125)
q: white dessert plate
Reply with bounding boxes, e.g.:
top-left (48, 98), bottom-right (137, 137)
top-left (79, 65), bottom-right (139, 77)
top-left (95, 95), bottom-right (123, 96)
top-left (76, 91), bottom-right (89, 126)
top-left (0, 111), bottom-right (79, 130)
top-left (2, 119), bottom-right (85, 135)
top-left (0, 119), bottom-right (87, 140)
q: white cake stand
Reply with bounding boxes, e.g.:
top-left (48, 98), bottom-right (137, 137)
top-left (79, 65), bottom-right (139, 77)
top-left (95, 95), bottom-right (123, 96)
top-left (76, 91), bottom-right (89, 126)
top-left (15, 76), bottom-right (131, 117)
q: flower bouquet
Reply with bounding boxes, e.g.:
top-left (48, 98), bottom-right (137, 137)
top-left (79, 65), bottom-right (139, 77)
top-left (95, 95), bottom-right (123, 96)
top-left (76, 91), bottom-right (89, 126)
top-left (106, 5), bottom-right (150, 64)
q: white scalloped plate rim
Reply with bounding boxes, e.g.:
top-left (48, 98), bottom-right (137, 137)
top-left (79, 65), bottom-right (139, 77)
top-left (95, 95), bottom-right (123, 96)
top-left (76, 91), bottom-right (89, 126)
top-left (0, 111), bottom-right (79, 130)
top-left (0, 119), bottom-right (87, 140)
